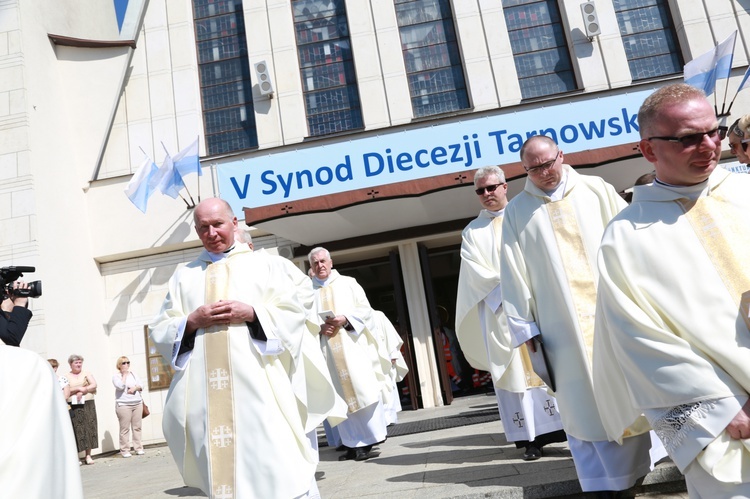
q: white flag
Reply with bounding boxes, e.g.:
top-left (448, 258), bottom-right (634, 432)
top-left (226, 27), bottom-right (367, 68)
top-left (124, 154), bottom-right (158, 213)
top-left (684, 31), bottom-right (737, 96)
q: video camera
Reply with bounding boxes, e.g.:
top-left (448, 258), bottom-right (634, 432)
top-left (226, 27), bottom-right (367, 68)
top-left (0, 266), bottom-right (42, 299)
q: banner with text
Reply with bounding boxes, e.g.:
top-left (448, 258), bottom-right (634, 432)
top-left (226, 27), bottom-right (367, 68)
top-left (218, 88), bottom-right (653, 215)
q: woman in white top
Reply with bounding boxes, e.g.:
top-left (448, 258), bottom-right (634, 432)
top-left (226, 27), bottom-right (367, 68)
top-left (112, 356), bottom-right (144, 458)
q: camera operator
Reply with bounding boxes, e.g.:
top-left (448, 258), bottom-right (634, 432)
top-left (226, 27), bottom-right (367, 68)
top-left (0, 281), bottom-right (32, 346)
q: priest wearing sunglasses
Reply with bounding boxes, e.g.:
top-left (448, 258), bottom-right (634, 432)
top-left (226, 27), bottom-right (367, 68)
top-left (456, 165), bottom-right (566, 462)
top-left (595, 83), bottom-right (750, 497)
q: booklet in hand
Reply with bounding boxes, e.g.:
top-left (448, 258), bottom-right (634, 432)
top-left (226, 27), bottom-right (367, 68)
top-left (528, 335), bottom-right (556, 392)
top-left (318, 310), bottom-right (335, 323)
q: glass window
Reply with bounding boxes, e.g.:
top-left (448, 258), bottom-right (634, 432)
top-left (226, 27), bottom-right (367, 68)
top-left (503, 0), bottom-right (576, 99)
top-left (395, 0), bottom-right (469, 117)
top-left (292, 0), bottom-right (363, 136)
top-left (193, 0), bottom-right (258, 155)
top-left (614, 0), bottom-right (682, 81)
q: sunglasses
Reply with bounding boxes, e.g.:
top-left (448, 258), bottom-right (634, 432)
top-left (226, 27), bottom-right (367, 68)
top-left (122, 361), bottom-right (130, 364)
top-left (648, 127), bottom-right (725, 148)
top-left (474, 183), bottom-right (504, 195)
top-left (729, 140), bottom-right (750, 153)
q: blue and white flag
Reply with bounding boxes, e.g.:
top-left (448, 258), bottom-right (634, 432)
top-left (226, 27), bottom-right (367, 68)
top-left (153, 153), bottom-right (185, 199)
top-left (736, 65), bottom-right (750, 94)
top-left (684, 31), bottom-right (737, 96)
top-left (124, 154), bottom-right (158, 213)
top-left (173, 137), bottom-right (202, 179)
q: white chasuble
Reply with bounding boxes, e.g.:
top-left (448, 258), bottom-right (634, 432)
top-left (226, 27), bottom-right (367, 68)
top-left (456, 210), bottom-right (543, 392)
top-left (501, 166), bottom-right (626, 442)
top-left (0, 346), bottom-right (83, 498)
top-left (312, 270), bottom-right (390, 413)
top-left (595, 168), bottom-right (750, 483)
top-left (150, 246), bottom-right (316, 499)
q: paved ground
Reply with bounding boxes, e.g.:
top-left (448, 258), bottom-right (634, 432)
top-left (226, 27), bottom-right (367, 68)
top-left (80, 393), bottom-right (689, 498)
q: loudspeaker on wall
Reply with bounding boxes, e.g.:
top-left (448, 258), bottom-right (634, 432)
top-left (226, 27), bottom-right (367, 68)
top-left (581, 2), bottom-right (601, 38)
top-left (254, 61), bottom-right (274, 97)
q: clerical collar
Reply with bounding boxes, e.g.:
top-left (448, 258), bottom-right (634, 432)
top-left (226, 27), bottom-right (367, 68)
top-left (312, 276), bottom-right (329, 286)
top-left (543, 170), bottom-right (568, 201)
top-left (223, 245), bottom-right (235, 253)
top-left (654, 178), bottom-right (707, 189)
top-left (206, 248), bottom-right (231, 263)
top-left (653, 177), bottom-right (707, 202)
top-left (487, 208), bottom-right (505, 218)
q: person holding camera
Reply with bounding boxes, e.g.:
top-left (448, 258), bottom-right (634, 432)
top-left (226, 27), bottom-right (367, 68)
top-left (0, 280), bottom-right (31, 346)
top-left (112, 356), bottom-right (145, 458)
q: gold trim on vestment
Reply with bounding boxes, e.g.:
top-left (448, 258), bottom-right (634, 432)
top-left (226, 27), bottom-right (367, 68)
top-left (320, 286), bottom-right (360, 413)
top-left (546, 199), bottom-right (597, 365)
top-left (204, 261), bottom-right (236, 498)
top-left (678, 194), bottom-right (750, 330)
top-left (493, 216), bottom-right (544, 388)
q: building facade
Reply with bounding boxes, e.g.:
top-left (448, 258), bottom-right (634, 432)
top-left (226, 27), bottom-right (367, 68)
top-left (3, 0), bottom-right (750, 452)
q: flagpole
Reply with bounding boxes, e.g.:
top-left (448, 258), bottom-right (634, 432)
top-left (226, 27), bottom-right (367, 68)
top-left (161, 142), bottom-right (195, 208)
top-left (720, 35), bottom-right (738, 116)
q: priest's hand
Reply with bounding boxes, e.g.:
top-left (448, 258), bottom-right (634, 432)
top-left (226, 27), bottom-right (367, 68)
top-left (187, 300), bottom-right (256, 333)
top-left (320, 322), bottom-right (339, 338)
top-left (325, 315), bottom-right (349, 328)
top-left (726, 399), bottom-right (750, 440)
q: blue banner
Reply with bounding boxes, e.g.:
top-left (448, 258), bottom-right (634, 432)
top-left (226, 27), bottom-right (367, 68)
top-left (217, 88), bottom-right (653, 215)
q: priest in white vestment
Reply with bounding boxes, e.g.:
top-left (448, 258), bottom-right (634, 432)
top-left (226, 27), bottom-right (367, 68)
top-left (456, 165), bottom-right (566, 461)
top-left (309, 247), bottom-right (391, 461)
top-left (595, 83), bottom-right (750, 498)
top-left (500, 136), bottom-right (665, 494)
top-left (0, 344), bottom-right (84, 498)
top-left (234, 229), bottom-right (348, 461)
top-left (150, 198), bottom-right (321, 499)
top-left (371, 310), bottom-right (408, 425)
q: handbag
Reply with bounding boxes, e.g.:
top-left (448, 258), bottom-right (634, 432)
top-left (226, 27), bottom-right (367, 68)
top-left (142, 401), bottom-right (150, 418)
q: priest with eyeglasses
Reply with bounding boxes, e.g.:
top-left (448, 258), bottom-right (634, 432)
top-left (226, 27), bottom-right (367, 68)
top-left (456, 165), bottom-right (566, 462)
top-left (595, 83), bottom-right (750, 498)
top-left (500, 135), bottom-right (666, 496)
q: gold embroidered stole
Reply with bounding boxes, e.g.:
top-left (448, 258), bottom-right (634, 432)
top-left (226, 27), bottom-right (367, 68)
top-left (546, 198), bottom-right (597, 365)
top-left (204, 261), bottom-right (236, 498)
top-left (319, 285), bottom-right (360, 413)
top-left (678, 193), bottom-right (750, 330)
top-left (492, 216), bottom-right (544, 388)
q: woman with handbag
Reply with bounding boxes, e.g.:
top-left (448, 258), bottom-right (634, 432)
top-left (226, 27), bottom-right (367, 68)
top-left (112, 356), bottom-right (145, 458)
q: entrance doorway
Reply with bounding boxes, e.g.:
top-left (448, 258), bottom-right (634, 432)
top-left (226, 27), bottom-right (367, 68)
top-left (421, 245), bottom-right (494, 400)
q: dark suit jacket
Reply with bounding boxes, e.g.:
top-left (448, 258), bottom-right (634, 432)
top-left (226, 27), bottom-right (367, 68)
top-left (0, 306), bottom-right (32, 346)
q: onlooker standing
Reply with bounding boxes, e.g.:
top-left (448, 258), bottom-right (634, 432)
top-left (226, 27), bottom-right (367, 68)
top-left (48, 358), bottom-right (71, 400)
top-left (726, 117), bottom-right (750, 170)
top-left (112, 356), bottom-right (145, 458)
top-left (67, 354), bottom-right (98, 465)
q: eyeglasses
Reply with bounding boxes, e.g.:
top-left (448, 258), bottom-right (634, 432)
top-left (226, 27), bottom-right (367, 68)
top-left (524, 151), bottom-right (560, 174)
top-left (122, 361), bottom-right (130, 364)
top-left (648, 127), bottom-right (725, 147)
top-left (474, 183), bottom-right (504, 195)
top-left (729, 140), bottom-right (750, 153)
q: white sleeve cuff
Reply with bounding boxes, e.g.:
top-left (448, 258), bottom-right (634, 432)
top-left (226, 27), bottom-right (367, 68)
top-left (506, 316), bottom-right (540, 348)
top-left (484, 284), bottom-right (503, 314)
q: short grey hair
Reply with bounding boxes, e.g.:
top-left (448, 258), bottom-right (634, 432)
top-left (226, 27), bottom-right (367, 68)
top-left (473, 166), bottom-right (505, 186)
top-left (235, 228), bottom-right (252, 244)
top-left (308, 247), bottom-right (330, 264)
top-left (68, 354), bottom-right (84, 364)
